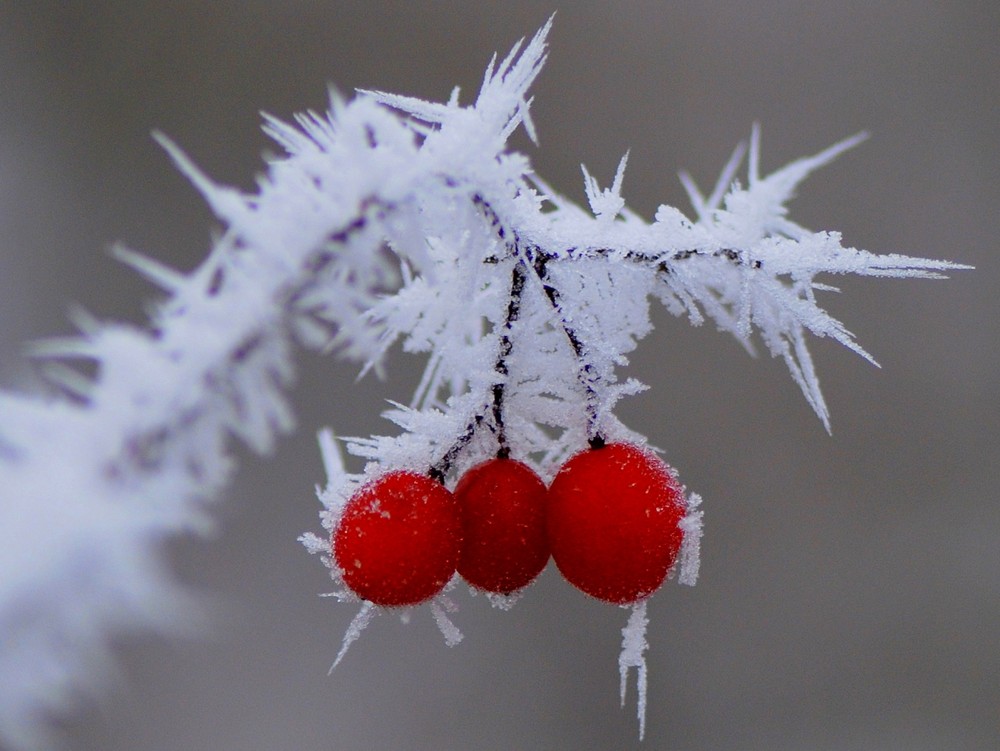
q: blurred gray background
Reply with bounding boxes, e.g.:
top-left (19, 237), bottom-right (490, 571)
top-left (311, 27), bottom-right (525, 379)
top-left (0, 2), bottom-right (996, 749)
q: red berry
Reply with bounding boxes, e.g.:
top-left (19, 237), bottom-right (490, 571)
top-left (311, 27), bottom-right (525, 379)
top-left (547, 442), bottom-right (685, 604)
top-left (333, 470), bottom-right (462, 607)
top-left (454, 458), bottom-right (549, 594)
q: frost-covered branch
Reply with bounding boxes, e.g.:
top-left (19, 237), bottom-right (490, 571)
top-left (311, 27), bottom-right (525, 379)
top-left (0, 18), bottom-right (968, 748)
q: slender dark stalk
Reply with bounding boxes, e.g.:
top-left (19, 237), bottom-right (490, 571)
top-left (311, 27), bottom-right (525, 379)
top-left (530, 249), bottom-right (605, 445)
top-left (492, 261), bottom-right (526, 458)
top-left (427, 258), bottom-right (526, 480)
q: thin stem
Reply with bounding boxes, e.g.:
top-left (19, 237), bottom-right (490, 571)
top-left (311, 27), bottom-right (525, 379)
top-left (492, 261), bottom-right (526, 457)
top-left (427, 258), bottom-right (526, 480)
top-left (530, 249), bottom-right (605, 445)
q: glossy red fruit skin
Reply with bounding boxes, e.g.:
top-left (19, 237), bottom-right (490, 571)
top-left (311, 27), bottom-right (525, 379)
top-left (454, 458), bottom-right (550, 594)
top-left (547, 442), bottom-right (685, 604)
top-left (333, 470), bottom-right (462, 607)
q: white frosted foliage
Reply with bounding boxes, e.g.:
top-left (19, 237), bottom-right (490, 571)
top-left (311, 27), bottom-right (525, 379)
top-left (0, 16), bottom-right (969, 749)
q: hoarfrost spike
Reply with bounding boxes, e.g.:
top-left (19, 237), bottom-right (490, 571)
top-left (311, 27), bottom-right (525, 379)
top-left (619, 601), bottom-right (650, 741)
top-left (110, 244), bottom-right (186, 292)
top-left (430, 598), bottom-right (464, 647)
top-left (153, 131), bottom-right (249, 227)
top-left (330, 602), bottom-right (376, 672)
top-left (678, 493), bottom-right (704, 586)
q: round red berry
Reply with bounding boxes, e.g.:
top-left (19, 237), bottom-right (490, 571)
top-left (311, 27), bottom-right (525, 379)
top-left (546, 442), bottom-right (685, 604)
top-left (333, 470), bottom-right (462, 607)
top-left (454, 457), bottom-right (549, 594)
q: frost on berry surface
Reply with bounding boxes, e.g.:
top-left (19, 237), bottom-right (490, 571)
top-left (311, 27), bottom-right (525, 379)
top-left (332, 470), bottom-right (462, 607)
top-left (547, 443), bottom-right (687, 605)
top-left (0, 16), bottom-right (970, 750)
top-left (454, 457), bottom-right (549, 595)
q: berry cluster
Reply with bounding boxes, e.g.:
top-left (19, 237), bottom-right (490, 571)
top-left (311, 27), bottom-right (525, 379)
top-left (290, 25), bottom-right (965, 738)
top-left (331, 442), bottom-right (687, 608)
